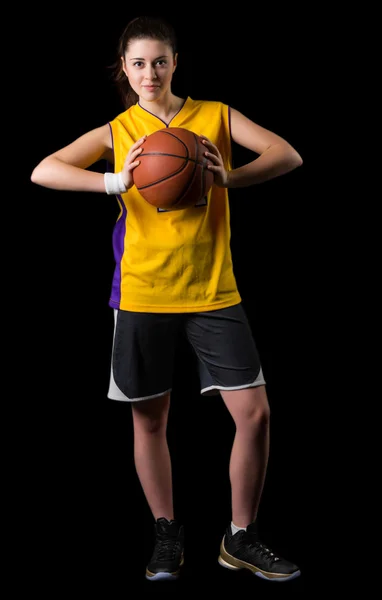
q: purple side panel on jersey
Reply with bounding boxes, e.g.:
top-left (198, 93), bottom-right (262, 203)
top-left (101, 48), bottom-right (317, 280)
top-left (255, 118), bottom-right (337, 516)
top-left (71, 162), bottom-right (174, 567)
top-left (109, 199), bottom-right (127, 308)
top-left (107, 121), bottom-right (124, 309)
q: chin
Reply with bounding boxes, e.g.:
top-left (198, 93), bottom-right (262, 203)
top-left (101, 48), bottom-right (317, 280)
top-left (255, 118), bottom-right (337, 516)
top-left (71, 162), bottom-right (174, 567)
top-left (141, 88), bottom-right (162, 100)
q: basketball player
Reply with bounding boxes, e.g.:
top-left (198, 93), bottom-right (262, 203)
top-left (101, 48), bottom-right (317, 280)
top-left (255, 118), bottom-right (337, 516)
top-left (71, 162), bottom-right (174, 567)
top-left (31, 15), bottom-right (303, 583)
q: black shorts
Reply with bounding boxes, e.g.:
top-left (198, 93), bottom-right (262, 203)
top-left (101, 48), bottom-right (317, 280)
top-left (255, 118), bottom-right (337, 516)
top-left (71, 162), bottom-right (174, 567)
top-left (107, 303), bottom-right (265, 402)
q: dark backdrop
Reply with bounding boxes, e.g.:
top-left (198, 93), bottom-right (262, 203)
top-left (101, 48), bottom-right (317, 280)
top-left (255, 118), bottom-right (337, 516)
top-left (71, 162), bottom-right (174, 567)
top-left (20, 8), bottom-right (321, 594)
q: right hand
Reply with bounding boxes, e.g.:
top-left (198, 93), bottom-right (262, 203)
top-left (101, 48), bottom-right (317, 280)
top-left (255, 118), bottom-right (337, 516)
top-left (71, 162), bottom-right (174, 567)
top-left (121, 135), bottom-right (147, 190)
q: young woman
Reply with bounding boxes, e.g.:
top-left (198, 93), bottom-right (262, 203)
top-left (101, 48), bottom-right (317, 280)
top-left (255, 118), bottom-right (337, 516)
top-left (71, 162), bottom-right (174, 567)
top-left (31, 15), bottom-right (303, 583)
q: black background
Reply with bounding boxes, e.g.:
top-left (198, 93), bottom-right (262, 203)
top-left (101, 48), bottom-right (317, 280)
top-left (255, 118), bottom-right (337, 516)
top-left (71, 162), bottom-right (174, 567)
top-left (18, 6), bottom-right (327, 595)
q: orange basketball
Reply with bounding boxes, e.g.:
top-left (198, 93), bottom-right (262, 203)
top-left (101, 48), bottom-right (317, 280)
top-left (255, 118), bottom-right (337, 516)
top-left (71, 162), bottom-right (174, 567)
top-left (132, 127), bottom-right (214, 210)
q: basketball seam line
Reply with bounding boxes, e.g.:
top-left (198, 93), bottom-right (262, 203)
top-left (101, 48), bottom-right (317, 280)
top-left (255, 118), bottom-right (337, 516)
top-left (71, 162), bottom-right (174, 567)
top-left (140, 152), bottom-right (200, 162)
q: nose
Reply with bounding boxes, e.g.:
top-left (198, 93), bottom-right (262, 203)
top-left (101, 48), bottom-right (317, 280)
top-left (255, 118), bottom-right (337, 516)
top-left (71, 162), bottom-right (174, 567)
top-left (144, 64), bottom-right (158, 80)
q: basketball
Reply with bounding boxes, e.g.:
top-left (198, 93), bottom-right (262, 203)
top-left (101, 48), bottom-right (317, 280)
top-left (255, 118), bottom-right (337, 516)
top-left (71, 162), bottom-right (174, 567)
top-left (132, 127), bottom-right (214, 210)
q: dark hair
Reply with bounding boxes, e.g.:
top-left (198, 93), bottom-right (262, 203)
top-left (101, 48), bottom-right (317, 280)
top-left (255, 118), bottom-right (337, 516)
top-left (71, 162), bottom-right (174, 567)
top-left (112, 16), bottom-right (178, 109)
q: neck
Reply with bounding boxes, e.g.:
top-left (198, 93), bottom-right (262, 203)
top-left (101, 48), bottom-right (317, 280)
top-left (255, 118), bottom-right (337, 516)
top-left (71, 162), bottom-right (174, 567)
top-left (139, 93), bottom-right (185, 124)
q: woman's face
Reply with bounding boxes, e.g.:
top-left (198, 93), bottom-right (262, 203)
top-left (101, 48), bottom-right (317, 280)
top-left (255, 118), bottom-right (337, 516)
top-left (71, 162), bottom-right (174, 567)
top-left (122, 38), bottom-right (177, 103)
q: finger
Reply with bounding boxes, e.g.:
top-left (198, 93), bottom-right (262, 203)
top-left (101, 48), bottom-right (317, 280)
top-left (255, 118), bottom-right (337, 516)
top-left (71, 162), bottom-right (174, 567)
top-left (134, 135), bottom-right (147, 148)
top-left (127, 160), bottom-right (141, 170)
top-left (126, 147), bottom-right (143, 163)
top-left (204, 150), bottom-right (219, 163)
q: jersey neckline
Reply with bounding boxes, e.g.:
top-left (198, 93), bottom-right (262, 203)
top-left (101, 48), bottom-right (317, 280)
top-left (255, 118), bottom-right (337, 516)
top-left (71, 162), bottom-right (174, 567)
top-left (136, 96), bottom-right (191, 127)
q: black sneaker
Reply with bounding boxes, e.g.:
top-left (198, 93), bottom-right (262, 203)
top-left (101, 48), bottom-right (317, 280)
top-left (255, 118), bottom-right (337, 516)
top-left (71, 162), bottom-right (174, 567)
top-left (145, 518), bottom-right (184, 581)
top-left (218, 522), bottom-right (301, 582)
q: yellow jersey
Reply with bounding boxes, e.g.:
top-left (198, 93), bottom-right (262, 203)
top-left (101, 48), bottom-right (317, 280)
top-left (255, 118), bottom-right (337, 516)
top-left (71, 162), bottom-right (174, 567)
top-left (108, 96), bottom-right (241, 313)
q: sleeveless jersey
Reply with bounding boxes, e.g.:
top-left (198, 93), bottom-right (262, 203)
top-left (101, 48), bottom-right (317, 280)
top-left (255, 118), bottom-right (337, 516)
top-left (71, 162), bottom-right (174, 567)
top-left (108, 96), bottom-right (241, 313)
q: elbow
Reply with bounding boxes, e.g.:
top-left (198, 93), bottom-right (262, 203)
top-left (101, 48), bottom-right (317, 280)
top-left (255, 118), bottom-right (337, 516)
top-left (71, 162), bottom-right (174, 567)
top-left (274, 143), bottom-right (303, 174)
top-left (30, 162), bottom-right (47, 186)
top-left (295, 151), bottom-right (303, 168)
top-left (30, 167), bottom-right (39, 184)
top-left (288, 148), bottom-right (303, 171)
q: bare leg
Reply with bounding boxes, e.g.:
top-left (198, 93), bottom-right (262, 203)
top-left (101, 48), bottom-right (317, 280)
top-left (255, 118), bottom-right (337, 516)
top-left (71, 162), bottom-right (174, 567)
top-left (131, 393), bottom-right (174, 521)
top-left (221, 385), bottom-right (270, 528)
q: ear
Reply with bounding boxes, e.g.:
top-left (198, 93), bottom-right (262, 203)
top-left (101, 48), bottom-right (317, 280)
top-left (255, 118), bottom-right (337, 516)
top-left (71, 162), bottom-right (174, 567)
top-left (173, 52), bottom-right (178, 73)
top-left (121, 56), bottom-right (128, 77)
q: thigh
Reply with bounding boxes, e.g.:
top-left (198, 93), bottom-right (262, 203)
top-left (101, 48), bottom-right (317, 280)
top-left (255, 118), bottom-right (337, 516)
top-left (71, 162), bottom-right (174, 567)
top-left (110, 309), bottom-right (182, 401)
top-left (185, 303), bottom-right (265, 395)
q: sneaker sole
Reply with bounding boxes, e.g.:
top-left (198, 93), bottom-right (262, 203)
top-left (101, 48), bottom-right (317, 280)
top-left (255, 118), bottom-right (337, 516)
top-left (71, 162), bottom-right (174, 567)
top-left (218, 538), bottom-right (301, 582)
top-left (145, 555), bottom-right (184, 581)
top-left (145, 570), bottom-right (180, 581)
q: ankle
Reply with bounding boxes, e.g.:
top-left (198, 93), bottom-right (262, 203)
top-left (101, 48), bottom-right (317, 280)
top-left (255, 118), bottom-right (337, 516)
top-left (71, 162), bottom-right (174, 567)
top-left (231, 521), bottom-right (247, 535)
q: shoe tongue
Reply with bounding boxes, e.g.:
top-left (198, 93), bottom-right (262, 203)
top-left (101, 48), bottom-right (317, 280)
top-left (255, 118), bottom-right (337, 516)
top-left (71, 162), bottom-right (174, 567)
top-left (156, 518), bottom-right (178, 535)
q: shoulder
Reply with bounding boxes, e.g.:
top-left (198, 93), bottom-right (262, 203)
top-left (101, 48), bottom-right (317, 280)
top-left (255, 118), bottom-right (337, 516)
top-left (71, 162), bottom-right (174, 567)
top-left (110, 105), bottom-right (137, 126)
top-left (189, 97), bottom-right (228, 110)
top-left (187, 98), bottom-right (230, 123)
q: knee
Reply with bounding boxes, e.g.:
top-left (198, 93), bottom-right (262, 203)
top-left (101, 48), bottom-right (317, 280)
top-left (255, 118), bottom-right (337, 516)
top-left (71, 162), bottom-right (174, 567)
top-left (131, 395), bottom-right (170, 435)
top-left (133, 412), bottom-right (169, 437)
top-left (247, 401), bottom-right (270, 432)
top-left (237, 389), bottom-right (270, 433)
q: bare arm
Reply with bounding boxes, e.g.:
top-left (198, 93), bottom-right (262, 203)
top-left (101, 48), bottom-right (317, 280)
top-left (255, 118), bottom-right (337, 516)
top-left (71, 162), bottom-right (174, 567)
top-left (227, 107), bottom-right (303, 187)
top-left (202, 108), bottom-right (303, 188)
top-left (30, 125), bottom-right (114, 192)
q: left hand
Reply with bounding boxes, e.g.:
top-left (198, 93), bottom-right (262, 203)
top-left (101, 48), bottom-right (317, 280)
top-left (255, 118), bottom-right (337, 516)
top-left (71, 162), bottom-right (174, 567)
top-left (200, 136), bottom-right (229, 188)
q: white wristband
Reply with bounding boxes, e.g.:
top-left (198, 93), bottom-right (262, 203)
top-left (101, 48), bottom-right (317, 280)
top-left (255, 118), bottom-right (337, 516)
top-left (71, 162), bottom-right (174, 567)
top-left (104, 172), bottom-right (127, 195)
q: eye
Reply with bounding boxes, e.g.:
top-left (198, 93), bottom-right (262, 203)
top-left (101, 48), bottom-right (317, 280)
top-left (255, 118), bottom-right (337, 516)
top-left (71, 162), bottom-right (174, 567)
top-left (133, 61), bottom-right (144, 68)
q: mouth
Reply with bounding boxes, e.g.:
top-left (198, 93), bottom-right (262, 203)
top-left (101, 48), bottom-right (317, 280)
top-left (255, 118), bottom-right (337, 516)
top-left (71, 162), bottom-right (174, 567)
top-left (143, 85), bottom-right (159, 91)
